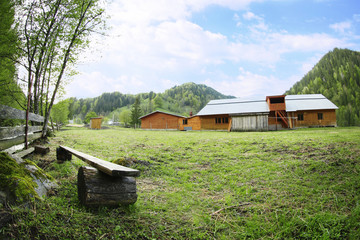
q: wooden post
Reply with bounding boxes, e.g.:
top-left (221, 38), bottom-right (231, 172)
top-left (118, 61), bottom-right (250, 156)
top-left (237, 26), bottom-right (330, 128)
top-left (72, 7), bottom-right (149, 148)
top-left (35, 145), bottom-right (50, 155)
top-left (56, 147), bottom-right (72, 162)
top-left (77, 166), bottom-right (138, 207)
top-left (25, 75), bottom-right (33, 149)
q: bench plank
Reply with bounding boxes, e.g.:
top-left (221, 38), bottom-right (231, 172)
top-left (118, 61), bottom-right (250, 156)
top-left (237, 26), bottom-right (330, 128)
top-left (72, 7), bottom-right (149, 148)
top-left (59, 145), bottom-right (140, 177)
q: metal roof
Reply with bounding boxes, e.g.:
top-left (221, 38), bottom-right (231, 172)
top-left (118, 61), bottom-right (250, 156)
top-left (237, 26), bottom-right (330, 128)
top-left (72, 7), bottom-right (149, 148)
top-left (196, 94), bottom-right (337, 116)
top-left (197, 98), bottom-right (269, 116)
top-left (285, 94), bottom-right (338, 112)
top-left (139, 110), bottom-right (185, 119)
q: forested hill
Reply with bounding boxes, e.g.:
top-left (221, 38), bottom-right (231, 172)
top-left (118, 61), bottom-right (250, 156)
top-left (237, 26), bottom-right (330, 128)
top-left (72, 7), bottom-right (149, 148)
top-left (285, 48), bottom-right (360, 126)
top-left (161, 82), bottom-right (234, 115)
top-left (68, 82), bottom-right (234, 120)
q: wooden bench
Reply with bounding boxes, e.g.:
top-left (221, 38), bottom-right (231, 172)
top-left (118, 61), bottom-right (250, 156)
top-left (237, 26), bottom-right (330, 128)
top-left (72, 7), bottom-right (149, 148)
top-left (57, 145), bottom-right (140, 207)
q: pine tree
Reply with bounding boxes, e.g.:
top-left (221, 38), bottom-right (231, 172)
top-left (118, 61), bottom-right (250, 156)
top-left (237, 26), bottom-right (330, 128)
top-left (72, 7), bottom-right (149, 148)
top-left (130, 96), bottom-right (142, 128)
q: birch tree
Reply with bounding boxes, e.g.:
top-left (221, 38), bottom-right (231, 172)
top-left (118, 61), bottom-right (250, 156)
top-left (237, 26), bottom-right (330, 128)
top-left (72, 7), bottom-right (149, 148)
top-left (17, 0), bottom-right (106, 137)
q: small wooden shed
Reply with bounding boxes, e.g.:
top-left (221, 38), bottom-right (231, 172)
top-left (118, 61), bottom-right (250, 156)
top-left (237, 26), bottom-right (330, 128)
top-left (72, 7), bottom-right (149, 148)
top-left (90, 117), bottom-right (102, 129)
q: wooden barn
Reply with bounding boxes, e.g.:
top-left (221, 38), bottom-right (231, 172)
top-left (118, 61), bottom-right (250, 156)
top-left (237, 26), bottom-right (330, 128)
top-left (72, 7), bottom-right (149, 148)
top-left (183, 94), bottom-right (338, 131)
top-left (140, 111), bottom-right (185, 130)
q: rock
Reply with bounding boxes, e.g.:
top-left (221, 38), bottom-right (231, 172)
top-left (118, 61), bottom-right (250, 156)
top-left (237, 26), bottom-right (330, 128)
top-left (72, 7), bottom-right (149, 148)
top-left (0, 210), bottom-right (12, 229)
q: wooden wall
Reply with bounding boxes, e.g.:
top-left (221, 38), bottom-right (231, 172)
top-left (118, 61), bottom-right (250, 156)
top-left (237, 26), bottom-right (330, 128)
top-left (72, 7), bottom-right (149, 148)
top-left (200, 115), bottom-right (230, 130)
top-left (179, 116), bottom-right (201, 131)
top-left (141, 112), bottom-right (181, 130)
top-left (292, 109), bottom-right (337, 127)
top-left (231, 114), bottom-right (268, 131)
top-left (90, 118), bottom-right (102, 129)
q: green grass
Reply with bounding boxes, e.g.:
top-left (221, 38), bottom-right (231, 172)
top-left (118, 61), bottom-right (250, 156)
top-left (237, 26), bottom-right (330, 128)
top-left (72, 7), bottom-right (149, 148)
top-left (3, 127), bottom-right (360, 239)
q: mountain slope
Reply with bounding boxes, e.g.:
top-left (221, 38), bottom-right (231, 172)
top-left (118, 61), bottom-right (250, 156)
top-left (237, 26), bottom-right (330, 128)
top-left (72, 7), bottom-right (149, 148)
top-left (68, 82), bottom-right (234, 120)
top-left (285, 48), bottom-right (360, 126)
top-left (161, 82), bottom-right (234, 115)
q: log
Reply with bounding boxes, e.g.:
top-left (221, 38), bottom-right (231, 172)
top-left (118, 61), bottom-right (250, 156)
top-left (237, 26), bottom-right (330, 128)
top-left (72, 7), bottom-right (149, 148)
top-left (14, 147), bottom-right (35, 158)
top-left (0, 126), bottom-right (42, 140)
top-left (35, 145), bottom-right (50, 155)
top-left (56, 147), bottom-right (72, 162)
top-left (0, 132), bottom-right (42, 151)
top-left (0, 104), bottom-right (44, 122)
top-left (77, 166), bottom-right (137, 207)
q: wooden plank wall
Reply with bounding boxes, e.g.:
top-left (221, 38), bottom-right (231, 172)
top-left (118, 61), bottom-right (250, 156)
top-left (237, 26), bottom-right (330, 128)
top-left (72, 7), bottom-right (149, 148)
top-left (90, 118), bottom-right (102, 129)
top-left (200, 115), bottom-right (230, 130)
top-left (231, 114), bottom-right (268, 131)
top-left (293, 109), bottom-right (337, 127)
top-left (179, 116), bottom-right (201, 130)
top-left (141, 112), bottom-right (181, 130)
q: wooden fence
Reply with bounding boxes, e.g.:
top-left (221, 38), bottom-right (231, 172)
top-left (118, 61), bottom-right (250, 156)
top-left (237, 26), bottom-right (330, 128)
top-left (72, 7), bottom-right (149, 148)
top-left (0, 104), bottom-right (44, 151)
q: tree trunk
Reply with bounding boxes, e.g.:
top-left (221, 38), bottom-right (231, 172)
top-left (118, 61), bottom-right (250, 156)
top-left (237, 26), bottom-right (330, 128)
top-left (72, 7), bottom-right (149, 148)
top-left (77, 166), bottom-right (138, 207)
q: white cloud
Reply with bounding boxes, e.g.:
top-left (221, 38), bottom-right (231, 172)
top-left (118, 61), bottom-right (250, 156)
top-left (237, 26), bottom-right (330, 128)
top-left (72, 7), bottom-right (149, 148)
top-left (329, 21), bottom-right (352, 34)
top-left (270, 33), bottom-right (345, 52)
top-left (108, 0), bottom-right (263, 27)
top-left (300, 54), bottom-right (323, 74)
top-left (202, 68), bottom-right (282, 98)
top-left (67, 0), bottom-right (356, 100)
top-left (105, 1), bottom-right (347, 68)
top-left (243, 11), bottom-right (262, 21)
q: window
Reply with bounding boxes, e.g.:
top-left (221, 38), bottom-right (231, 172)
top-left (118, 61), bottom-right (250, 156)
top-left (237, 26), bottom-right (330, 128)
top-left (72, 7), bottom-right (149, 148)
top-left (215, 117), bottom-right (229, 124)
top-left (298, 114), bottom-right (304, 121)
top-left (318, 113), bottom-right (323, 120)
top-left (270, 98), bottom-right (284, 104)
top-left (183, 119), bottom-right (188, 125)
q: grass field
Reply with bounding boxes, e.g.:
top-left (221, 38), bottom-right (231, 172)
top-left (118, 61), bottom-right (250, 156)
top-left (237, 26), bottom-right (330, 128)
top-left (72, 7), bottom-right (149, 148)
top-left (4, 127), bottom-right (360, 239)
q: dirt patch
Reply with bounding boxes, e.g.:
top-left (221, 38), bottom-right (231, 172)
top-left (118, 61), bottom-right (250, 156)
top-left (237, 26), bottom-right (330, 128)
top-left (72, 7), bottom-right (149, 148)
top-left (138, 178), bottom-right (165, 191)
top-left (113, 157), bottom-right (151, 167)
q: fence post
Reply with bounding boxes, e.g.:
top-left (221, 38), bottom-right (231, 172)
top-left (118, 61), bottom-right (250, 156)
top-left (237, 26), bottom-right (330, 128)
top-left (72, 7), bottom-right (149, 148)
top-left (25, 75), bottom-right (33, 149)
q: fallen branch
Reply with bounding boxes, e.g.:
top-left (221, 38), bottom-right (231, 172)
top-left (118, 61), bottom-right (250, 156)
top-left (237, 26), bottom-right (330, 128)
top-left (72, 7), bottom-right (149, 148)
top-left (211, 202), bottom-right (251, 216)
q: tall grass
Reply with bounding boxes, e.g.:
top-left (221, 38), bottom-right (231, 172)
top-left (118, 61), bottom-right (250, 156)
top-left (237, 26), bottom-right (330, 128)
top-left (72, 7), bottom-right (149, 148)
top-left (4, 127), bottom-right (360, 239)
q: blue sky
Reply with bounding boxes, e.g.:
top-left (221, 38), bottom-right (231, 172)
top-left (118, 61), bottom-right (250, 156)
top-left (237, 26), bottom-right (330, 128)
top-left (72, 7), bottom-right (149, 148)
top-left (65, 0), bottom-right (360, 100)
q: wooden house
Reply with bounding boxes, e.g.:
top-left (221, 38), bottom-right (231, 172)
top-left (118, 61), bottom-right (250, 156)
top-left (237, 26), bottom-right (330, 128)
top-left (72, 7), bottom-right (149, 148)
top-left (285, 95), bottom-right (338, 129)
top-left (140, 111), bottom-right (185, 130)
top-left (90, 117), bottom-right (102, 129)
top-left (182, 94), bottom-right (338, 131)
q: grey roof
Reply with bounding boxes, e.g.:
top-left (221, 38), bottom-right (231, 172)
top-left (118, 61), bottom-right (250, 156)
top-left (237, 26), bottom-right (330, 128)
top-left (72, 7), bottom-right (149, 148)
top-left (196, 94), bottom-right (337, 116)
top-left (285, 94), bottom-right (338, 112)
top-left (197, 98), bottom-right (269, 116)
top-left (139, 110), bottom-right (185, 119)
